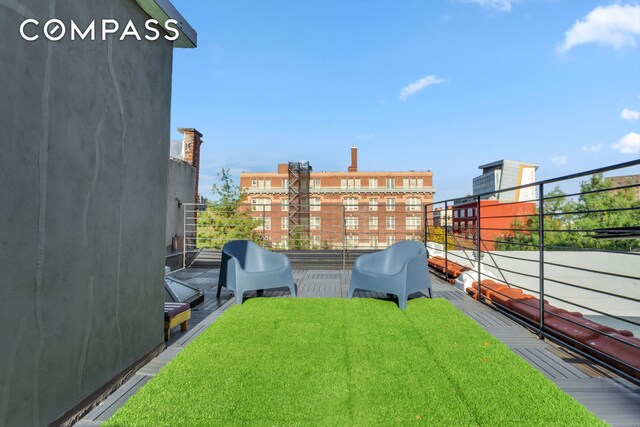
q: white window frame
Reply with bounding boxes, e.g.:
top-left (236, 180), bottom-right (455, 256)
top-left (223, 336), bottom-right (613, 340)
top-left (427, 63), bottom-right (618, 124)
top-left (406, 216), bottom-right (420, 230)
top-left (344, 197), bottom-right (359, 211)
top-left (386, 198), bottom-right (396, 211)
top-left (251, 198), bottom-right (271, 211)
top-left (261, 216), bottom-right (271, 230)
top-left (386, 216), bottom-right (396, 230)
top-left (406, 197), bottom-right (421, 211)
top-left (346, 216), bottom-right (359, 230)
top-left (368, 216), bottom-right (378, 230)
top-left (311, 216), bottom-right (321, 230)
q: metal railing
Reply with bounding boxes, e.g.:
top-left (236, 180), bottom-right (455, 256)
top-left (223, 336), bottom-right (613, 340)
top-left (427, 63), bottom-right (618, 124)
top-left (424, 159), bottom-right (640, 384)
top-left (181, 200), bottom-right (427, 268)
top-left (177, 159), bottom-right (639, 382)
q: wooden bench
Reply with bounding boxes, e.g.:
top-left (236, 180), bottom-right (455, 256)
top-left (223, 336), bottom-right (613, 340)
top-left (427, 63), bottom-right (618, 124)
top-left (164, 302), bottom-right (191, 341)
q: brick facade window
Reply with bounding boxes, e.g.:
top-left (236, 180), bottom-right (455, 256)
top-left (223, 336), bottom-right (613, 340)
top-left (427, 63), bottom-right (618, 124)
top-left (369, 216), bottom-right (378, 230)
top-left (386, 198), bottom-right (395, 211)
top-left (344, 197), bottom-right (359, 211)
top-left (311, 216), bottom-right (321, 230)
top-left (406, 216), bottom-right (420, 230)
top-left (251, 198), bottom-right (271, 211)
top-left (346, 217), bottom-right (359, 230)
top-left (386, 216), bottom-right (396, 230)
top-left (406, 197), bottom-right (421, 211)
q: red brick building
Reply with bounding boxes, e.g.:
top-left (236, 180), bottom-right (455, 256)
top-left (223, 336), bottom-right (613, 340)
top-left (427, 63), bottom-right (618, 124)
top-left (452, 199), bottom-right (536, 250)
top-left (240, 146), bottom-right (435, 248)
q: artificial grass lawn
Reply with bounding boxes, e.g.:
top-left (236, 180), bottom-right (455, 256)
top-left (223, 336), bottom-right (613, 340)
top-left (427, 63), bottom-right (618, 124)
top-left (106, 298), bottom-right (604, 426)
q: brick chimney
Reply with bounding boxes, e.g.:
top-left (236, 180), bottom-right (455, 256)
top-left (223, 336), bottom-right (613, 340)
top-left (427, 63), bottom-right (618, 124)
top-left (348, 145), bottom-right (358, 172)
top-left (178, 128), bottom-right (203, 204)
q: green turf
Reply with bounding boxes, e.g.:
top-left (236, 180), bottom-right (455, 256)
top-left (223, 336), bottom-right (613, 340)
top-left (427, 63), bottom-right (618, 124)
top-left (106, 298), bottom-right (605, 426)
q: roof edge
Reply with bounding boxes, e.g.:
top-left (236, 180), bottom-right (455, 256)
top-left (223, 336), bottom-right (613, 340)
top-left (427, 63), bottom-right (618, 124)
top-left (134, 0), bottom-right (197, 48)
top-left (478, 160), bottom-right (539, 170)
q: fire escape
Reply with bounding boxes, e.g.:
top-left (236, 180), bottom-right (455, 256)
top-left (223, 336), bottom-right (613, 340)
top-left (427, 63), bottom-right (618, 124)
top-left (288, 161), bottom-right (311, 244)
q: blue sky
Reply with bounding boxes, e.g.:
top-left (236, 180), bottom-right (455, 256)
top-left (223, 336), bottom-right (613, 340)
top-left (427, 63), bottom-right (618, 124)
top-left (169, 0), bottom-right (640, 201)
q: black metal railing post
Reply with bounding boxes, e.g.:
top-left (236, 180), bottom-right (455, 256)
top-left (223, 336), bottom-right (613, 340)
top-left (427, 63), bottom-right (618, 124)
top-left (444, 201), bottom-right (449, 275)
top-left (476, 196), bottom-right (482, 299)
top-left (423, 204), bottom-right (427, 247)
top-left (182, 203), bottom-right (187, 269)
top-left (538, 183), bottom-right (545, 335)
top-left (262, 205), bottom-right (266, 241)
top-left (342, 204), bottom-right (347, 269)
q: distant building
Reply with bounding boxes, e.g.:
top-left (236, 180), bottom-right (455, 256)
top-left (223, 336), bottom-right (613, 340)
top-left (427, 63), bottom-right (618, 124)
top-left (452, 199), bottom-right (536, 250)
top-left (606, 174), bottom-right (640, 200)
top-left (240, 146), bottom-right (436, 248)
top-left (166, 128), bottom-right (203, 257)
top-left (473, 160), bottom-right (539, 202)
top-left (433, 206), bottom-right (453, 229)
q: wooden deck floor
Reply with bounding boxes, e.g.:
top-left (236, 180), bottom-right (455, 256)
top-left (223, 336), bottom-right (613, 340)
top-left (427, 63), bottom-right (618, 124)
top-left (77, 269), bottom-right (640, 426)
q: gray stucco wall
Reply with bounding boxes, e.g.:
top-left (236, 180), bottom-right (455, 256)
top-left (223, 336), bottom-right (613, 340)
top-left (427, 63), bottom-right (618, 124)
top-left (0, 1), bottom-right (173, 425)
top-left (166, 158), bottom-right (196, 252)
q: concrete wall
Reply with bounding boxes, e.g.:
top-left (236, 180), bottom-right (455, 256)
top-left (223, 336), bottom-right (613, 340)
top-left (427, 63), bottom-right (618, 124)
top-left (445, 250), bottom-right (640, 318)
top-left (0, 1), bottom-right (173, 425)
top-left (166, 158), bottom-right (196, 253)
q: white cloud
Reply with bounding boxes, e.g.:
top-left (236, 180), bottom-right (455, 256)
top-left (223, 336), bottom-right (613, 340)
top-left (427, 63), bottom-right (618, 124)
top-left (558, 4), bottom-right (640, 53)
top-left (582, 144), bottom-right (603, 152)
top-left (621, 108), bottom-right (640, 120)
top-left (462, 0), bottom-right (514, 13)
top-left (399, 75), bottom-right (445, 101)
top-left (611, 132), bottom-right (640, 154)
top-left (552, 156), bottom-right (568, 166)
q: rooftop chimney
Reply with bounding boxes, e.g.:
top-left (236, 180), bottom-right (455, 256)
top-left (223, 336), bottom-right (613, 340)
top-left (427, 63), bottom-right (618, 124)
top-left (178, 127), bottom-right (203, 204)
top-left (348, 144), bottom-right (358, 172)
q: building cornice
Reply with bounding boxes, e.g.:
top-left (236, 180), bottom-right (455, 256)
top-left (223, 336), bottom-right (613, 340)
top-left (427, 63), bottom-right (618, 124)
top-left (244, 187), bottom-right (437, 195)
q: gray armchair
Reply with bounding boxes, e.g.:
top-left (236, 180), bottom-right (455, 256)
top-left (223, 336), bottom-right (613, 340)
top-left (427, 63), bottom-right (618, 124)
top-left (217, 240), bottom-right (296, 304)
top-left (348, 240), bottom-right (431, 309)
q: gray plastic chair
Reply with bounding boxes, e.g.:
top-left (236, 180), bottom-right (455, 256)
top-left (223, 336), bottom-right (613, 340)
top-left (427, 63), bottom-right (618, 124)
top-left (348, 240), bottom-right (432, 310)
top-left (216, 240), bottom-right (296, 304)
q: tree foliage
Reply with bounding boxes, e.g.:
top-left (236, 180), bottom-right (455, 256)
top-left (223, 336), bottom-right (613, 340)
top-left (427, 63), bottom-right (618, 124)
top-left (427, 227), bottom-right (455, 250)
top-left (195, 168), bottom-right (267, 249)
top-left (495, 175), bottom-right (640, 252)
